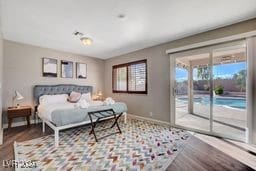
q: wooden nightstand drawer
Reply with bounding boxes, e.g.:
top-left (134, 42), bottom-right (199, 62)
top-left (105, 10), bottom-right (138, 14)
top-left (7, 106), bottom-right (32, 129)
top-left (8, 108), bottom-right (31, 117)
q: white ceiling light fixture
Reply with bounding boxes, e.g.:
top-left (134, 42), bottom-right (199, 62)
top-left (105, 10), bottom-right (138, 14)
top-left (80, 37), bottom-right (93, 45)
top-left (73, 31), bottom-right (93, 46)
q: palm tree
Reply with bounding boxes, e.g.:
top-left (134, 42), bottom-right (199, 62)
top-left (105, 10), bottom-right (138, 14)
top-left (233, 69), bottom-right (246, 92)
top-left (196, 66), bottom-right (210, 91)
top-left (197, 66), bottom-right (210, 80)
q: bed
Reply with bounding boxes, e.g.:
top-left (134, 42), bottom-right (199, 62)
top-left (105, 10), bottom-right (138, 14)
top-left (34, 84), bottom-right (127, 147)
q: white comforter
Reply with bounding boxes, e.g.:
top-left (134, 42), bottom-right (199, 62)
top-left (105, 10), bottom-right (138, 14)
top-left (38, 101), bottom-right (104, 122)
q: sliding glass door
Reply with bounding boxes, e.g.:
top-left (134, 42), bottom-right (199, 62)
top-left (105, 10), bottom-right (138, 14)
top-left (174, 52), bottom-right (211, 132)
top-left (212, 45), bottom-right (247, 140)
top-left (171, 40), bottom-right (247, 141)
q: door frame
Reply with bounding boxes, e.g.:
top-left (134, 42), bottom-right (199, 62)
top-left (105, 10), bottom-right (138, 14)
top-left (170, 40), bottom-right (248, 142)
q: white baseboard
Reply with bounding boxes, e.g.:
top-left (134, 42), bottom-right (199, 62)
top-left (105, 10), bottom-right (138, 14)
top-left (3, 119), bottom-right (41, 129)
top-left (128, 114), bottom-right (171, 126)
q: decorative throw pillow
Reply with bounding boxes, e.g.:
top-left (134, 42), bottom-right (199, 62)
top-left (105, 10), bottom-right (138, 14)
top-left (79, 92), bottom-right (92, 103)
top-left (68, 91), bottom-right (82, 103)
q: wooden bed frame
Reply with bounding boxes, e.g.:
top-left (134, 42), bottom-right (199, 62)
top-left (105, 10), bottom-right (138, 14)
top-left (34, 84), bottom-right (127, 147)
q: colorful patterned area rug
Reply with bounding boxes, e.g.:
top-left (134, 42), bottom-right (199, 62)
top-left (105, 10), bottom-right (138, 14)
top-left (14, 118), bottom-right (191, 171)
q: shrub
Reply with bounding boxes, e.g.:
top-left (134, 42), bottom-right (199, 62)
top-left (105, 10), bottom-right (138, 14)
top-left (214, 85), bottom-right (224, 95)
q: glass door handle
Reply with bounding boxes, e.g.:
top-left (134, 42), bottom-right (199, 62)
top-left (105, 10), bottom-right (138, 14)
top-left (173, 87), bottom-right (176, 97)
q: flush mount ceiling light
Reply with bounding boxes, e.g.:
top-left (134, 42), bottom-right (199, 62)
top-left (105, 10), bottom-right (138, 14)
top-left (80, 37), bottom-right (93, 45)
top-left (73, 31), bottom-right (93, 46)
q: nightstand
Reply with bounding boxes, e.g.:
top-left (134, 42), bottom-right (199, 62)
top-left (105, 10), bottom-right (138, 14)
top-left (7, 106), bottom-right (32, 129)
top-left (93, 97), bottom-right (103, 101)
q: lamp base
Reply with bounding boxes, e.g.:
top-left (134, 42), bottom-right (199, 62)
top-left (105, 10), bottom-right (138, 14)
top-left (16, 104), bottom-right (20, 108)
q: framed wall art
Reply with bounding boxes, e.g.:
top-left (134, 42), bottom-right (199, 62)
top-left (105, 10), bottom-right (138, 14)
top-left (61, 60), bottom-right (73, 78)
top-left (76, 63), bottom-right (87, 79)
top-left (42, 58), bottom-right (58, 77)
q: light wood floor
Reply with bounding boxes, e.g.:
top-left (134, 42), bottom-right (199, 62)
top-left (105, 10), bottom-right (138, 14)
top-left (0, 124), bottom-right (254, 171)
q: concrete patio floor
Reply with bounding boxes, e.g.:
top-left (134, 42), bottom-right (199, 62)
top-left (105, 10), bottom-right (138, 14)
top-left (175, 100), bottom-right (246, 141)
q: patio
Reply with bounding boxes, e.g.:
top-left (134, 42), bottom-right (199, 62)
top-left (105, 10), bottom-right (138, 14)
top-left (175, 99), bottom-right (246, 141)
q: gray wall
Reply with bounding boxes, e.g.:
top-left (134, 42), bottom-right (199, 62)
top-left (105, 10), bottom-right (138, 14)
top-left (0, 32), bottom-right (3, 129)
top-left (3, 40), bottom-right (105, 124)
top-left (253, 37), bottom-right (256, 144)
top-left (2, 18), bottom-right (256, 125)
top-left (104, 18), bottom-right (256, 122)
top-left (0, 2), bottom-right (3, 142)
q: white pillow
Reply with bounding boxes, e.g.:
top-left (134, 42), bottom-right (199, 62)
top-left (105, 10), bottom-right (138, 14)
top-left (39, 94), bottom-right (68, 105)
top-left (79, 93), bottom-right (92, 103)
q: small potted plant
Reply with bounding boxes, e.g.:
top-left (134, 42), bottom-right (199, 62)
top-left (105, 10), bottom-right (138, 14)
top-left (214, 85), bottom-right (224, 95)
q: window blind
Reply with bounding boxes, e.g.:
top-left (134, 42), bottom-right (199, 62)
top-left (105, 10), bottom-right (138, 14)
top-left (113, 66), bottom-right (127, 91)
top-left (112, 59), bottom-right (147, 94)
top-left (128, 62), bottom-right (146, 91)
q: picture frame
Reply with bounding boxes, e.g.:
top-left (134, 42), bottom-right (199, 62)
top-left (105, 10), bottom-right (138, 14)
top-left (42, 57), bottom-right (58, 77)
top-left (76, 62), bottom-right (87, 79)
top-left (61, 60), bottom-right (73, 78)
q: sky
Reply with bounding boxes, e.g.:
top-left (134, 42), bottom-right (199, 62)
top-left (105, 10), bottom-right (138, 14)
top-left (176, 61), bottom-right (246, 82)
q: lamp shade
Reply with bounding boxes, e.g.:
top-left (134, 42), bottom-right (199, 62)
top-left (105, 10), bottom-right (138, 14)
top-left (14, 91), bottom-right (24, 101)
top-left (97, 91), bottom-right (102, 96)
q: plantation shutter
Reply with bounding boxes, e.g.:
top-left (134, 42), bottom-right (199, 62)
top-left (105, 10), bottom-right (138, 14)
top-left (113, 66), bottom-right (127, 91)
top-left (128, 62), bottom-right (147, 92)
top-left (112, 59), bottom-right (147, 94)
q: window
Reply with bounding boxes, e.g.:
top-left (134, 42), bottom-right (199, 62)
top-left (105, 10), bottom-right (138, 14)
top-left (113, 59), bottom-right (147, 94)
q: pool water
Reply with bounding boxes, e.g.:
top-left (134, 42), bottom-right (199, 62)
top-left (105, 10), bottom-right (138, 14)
top-left (178, 97), bottom-right (246, 109)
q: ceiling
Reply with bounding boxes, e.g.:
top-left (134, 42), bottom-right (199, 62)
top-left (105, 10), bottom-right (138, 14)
top-left (1, 0), bottom-right (256, 59)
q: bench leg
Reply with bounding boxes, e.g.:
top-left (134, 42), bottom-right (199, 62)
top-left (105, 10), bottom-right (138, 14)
top-left (110, 113), bottom-right (122, 134)
top-left (115, 116), bottom-right (122, 134)
top-left (124, 112), bottom-right (127, 124)
top-left (55, 129), bottom-right (59, 148)
top-left (89, 114), bottom-right (98, 142)
top-left (42, 121), bottom-right (45, 133)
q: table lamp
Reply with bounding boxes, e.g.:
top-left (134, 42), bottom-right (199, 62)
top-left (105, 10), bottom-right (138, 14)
top-left (13, 90), bottom-right (24, 108)
top-left (97, 90), bottom-right (103, 100)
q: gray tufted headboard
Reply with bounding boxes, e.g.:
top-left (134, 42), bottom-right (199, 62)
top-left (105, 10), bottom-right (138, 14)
top-left (34, 84), bottom-right (93, 105)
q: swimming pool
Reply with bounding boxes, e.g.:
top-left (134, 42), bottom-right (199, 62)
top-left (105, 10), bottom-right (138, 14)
top-left (178, 97), bottom-right (246, 109)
